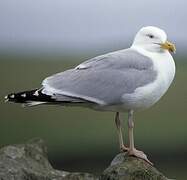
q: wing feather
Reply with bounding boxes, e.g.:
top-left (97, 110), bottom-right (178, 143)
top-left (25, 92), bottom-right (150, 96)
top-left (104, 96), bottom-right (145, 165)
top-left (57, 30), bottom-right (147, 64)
top-left (42, 49), bottom-right (157, 105)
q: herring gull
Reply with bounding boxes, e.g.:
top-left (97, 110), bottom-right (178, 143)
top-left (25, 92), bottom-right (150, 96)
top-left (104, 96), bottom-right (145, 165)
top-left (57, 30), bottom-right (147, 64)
top-left (5, 26), bottom-right (176, 164)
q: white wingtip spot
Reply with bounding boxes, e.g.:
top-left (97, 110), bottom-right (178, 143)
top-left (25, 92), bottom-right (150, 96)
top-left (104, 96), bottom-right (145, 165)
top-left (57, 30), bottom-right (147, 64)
top-left (33, 90), bottom-right (39, 96)
top-left (21, 93), bottom-right (26, 97)
top-left (10, 94), bottom-right (15, 98)
top-left (4, 95), bottom-right (9, 102)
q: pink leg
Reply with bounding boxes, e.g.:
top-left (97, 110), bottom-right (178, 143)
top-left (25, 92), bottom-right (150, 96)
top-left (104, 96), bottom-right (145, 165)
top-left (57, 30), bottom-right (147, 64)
top-left (115, 112), bottom-right (128, 151)
top-left (127, 110), bottom-right (153, 165)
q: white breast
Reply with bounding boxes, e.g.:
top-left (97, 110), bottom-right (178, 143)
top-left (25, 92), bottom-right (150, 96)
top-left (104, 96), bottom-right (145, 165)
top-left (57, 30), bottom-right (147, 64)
top-left (121, 48), bottom-right (176, 111)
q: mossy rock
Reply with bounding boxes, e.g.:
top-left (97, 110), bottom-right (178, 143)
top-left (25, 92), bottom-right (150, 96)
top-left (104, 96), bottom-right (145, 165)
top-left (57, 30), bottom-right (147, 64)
top-left (100, 153), bottom-right (168, 180)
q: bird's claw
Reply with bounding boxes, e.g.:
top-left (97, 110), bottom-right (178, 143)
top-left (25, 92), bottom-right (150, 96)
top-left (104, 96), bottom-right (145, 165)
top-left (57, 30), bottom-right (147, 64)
top-left (128, 148), bottom-right (153, 165)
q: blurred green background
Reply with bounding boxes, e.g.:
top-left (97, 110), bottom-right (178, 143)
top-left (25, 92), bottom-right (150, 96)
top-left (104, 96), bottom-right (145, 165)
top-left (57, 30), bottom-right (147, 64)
top-left (1, 0), bottom-right (187, 179)
top-left (1, 54), bottom-right (187, 179)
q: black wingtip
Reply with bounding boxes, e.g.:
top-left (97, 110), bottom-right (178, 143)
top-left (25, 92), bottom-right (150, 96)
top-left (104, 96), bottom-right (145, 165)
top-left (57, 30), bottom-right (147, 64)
top-left (5, 91), bottom-right (32, 103)
top-left (4, 93), bottom-right (17, 103)
top-left (4, 89), bottom-right (56, 104)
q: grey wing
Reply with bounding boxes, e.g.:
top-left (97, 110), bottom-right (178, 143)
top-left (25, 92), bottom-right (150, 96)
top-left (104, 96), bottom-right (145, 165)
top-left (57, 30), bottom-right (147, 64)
top-left (42, 49), bottom-right (157, 105)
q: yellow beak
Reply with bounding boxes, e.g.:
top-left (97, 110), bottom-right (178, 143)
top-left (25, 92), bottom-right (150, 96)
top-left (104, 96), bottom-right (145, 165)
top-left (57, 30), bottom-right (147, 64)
top-left (160, 41), bottom-right (176, 53)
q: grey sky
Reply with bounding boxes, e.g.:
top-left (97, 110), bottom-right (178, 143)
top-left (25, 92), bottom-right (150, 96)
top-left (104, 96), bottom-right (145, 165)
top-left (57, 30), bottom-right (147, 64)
top-left (0, 0), bottom-right (186, 53)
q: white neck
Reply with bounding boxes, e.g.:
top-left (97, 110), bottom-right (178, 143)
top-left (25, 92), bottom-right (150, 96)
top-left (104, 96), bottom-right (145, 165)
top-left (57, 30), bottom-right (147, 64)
top-left (130, 45), bottom-right (175, 89)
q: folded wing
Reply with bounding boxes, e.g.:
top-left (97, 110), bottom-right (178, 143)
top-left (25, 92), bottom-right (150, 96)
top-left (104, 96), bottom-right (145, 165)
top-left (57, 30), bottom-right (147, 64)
top-left (42, 49), bottom-right (157, 106)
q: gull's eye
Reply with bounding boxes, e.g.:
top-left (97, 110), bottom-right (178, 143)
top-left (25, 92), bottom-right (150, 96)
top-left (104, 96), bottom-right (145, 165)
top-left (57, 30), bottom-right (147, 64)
top-left (147, 34), bottom-right (154, 39)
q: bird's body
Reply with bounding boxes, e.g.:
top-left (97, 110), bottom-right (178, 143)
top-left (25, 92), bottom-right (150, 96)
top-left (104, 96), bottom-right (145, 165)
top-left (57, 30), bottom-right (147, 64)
top-left (5, 26), bottom-right (176, 164)
top-left (119, 46), bottom-right (175, 111)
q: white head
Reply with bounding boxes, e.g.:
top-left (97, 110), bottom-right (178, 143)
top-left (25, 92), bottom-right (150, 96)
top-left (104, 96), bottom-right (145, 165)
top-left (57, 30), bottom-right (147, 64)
top-left (131, 26), bottom-right (176, 53)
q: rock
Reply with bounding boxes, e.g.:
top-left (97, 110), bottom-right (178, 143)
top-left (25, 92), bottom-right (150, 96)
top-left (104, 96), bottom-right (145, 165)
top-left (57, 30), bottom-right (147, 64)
top-left (0, 138), bottom-right (97, 180)
top-left (0, 138), bottom-right (169, 180)
top-left (100, 153), bottom-right (168, 180)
